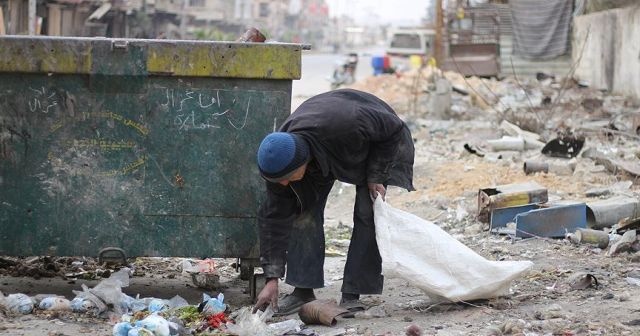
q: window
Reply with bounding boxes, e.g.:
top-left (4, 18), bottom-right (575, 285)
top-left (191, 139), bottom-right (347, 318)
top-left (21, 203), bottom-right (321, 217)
top-left (390, 34), bottom-right (421, 49)
top-left (259, 2), bottom-right (269, 17)
top-left (190, 0), bottom-right (205, 7)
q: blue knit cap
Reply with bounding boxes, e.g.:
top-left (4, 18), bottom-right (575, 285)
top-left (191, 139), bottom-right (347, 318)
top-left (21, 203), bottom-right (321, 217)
top-left (257, 132), bottom-right (310, 181)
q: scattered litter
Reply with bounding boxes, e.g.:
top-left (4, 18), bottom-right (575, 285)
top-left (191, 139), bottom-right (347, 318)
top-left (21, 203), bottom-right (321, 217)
top-left (625, 277), bottom-right (640, 287)
top-left (541, 133), bottom-right (585, 158)
top-left (299, 299), bottom-right (349, 326)
top-left (199, 293), bottom-right (226, 316)
top-left (478, 182), bottom-right (548, 223)
top-left (608, 230), bottom-right (637, 256)
top-left (567, 272), bottom-right (599, 290)
top-left (38, 297), bottom-right (71, 311)
top-left (487, 136), bottom-right (525, 152)
top-left (567, 228), bottom-right (610, 248)
top-left (225, 306), bottom-right (274, 336)
top-left (405, 324), bottom-right (423, 336)
top-left (586, 196), bottom-right (640, 229)
top-left (354, 305), bottom-right (388, 319)
top-left (0, 292), bottom-right (34, 315)
top-left (523, 161), bottom-right (549, 174)
top-left (182, 259), bottom-right (220, 290)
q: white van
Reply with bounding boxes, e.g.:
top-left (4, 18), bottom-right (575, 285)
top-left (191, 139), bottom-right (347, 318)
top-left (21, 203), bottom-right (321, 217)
top-left (386, 28), bottom-right (436, 57)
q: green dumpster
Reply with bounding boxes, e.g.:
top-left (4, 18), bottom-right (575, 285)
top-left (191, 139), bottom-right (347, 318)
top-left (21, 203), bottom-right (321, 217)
top-left (0, 36), bottom-right (301, 271)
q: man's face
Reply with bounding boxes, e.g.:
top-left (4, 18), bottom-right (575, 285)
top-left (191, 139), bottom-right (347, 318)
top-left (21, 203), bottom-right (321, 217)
top-left (278, 163), bottom-right (308, 186)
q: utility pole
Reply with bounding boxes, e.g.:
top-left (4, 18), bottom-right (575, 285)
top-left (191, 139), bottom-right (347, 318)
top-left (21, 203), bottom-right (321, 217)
top-left (434, 0), bottom-right (443, 64)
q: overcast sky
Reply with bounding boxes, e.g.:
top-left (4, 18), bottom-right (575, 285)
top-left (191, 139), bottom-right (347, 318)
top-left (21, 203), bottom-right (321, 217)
top-left (325, 0), bottom-right (431, 26)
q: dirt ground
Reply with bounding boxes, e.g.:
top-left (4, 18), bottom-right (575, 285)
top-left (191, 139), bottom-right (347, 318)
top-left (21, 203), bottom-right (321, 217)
top-left (3, 72), bottom-right (640, 335)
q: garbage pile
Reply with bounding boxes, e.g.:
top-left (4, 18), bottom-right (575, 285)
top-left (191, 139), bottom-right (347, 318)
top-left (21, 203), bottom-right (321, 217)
top-left (0, 267), bottom-right (312, 336)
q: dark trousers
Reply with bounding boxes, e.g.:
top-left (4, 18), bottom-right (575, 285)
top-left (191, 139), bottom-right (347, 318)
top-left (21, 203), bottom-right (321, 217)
top-left (284, 180), bottom-right (384, 295)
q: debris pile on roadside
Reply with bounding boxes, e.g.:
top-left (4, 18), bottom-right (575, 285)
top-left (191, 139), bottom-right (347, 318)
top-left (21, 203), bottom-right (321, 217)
top-left (0, 266), bottom-right (319, 336)
top-left (349, 64), bottom-right (640, 243)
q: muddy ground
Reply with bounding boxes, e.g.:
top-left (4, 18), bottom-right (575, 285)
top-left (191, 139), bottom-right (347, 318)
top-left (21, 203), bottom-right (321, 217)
top-left (3, 70), bottom-right (640, 335)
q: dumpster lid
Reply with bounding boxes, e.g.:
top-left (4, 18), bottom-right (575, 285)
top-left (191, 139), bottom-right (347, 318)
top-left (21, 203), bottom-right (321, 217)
top-left (0, 35), bottom-right (303, 80)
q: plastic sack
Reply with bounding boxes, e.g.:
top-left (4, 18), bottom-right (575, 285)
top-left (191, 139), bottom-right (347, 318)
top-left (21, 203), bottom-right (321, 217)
top-left (113, 321), bottom-right (133, 336)
top-left (127, 327), bottom-right (154, 336)
top-left (39, 296), bottom-right (72, 311)
top-left (72, 268), bottom-right (131, 315)
top-left (373, 197), bottom-right (534, 302)
top-left (120, 294), bottom-right (147, 313)
top-left (225, 306), bottom-right (275, 336)
top-left (200, 293), bottom-right (226, 316)
top-left (147, 299), bottom-right (169, 313)
top-left (1, 293), bottom-right (34, 314)
top-left (134, 314), bottom-right (172, 336)
top-left (71, 284), bottom-right (107, 315)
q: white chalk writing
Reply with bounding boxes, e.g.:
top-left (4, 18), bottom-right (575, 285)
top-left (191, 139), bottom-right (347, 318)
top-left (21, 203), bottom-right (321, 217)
top-left (159, 88), bottom-right (252, 131)
top-left (28, 87), bottom-right (58, 114)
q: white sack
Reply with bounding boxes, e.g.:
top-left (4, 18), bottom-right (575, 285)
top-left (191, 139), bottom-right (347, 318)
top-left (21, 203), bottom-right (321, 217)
top-left (374, 197), bottom-right (533, 302)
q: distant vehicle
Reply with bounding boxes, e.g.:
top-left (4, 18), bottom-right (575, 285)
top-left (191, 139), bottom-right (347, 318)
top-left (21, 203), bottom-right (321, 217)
top-left (386, 28), bottom-right (436, 57)
top-left (327, 53), bottom-right (359, 90)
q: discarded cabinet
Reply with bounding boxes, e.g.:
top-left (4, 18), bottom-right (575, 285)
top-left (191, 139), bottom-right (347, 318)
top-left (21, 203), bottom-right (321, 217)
top-left (0, 36), bottom-right (303, 268)
top-left (514, 202), bottom-right (586, 238)
top-left (490, 202), bottom-right (587, 238)
top-left (490, 204), bottom-right (538, 233)
top-left (478, 182), bottom-right (548, 222)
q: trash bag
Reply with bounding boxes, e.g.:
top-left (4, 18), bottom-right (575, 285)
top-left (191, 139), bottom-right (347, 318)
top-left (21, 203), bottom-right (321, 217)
top-left (38, 296), bottom-right (72, 311)
top-left (0, 293), bottom-right (34, 314)
top-left (225, 306), bottom-right (275, 336)
top-left (373, 197), bottom-right (533, 302)
top-left (199, 293), bottom-right (226, 316)
top-left (71, 268), bottom-right (131, 315)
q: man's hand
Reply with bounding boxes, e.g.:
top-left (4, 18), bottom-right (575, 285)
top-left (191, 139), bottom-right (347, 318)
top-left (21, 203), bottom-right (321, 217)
top-left (252, 278), bottom-right (279, 313)
top-left (368, 183), bottom-right (386, 201)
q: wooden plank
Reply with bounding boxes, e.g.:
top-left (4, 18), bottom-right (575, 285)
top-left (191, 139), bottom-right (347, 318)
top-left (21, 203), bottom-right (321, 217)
top-left (47, 4), bottom-right (61, 36)
top-left (0, 7), bottom-right (5, 35)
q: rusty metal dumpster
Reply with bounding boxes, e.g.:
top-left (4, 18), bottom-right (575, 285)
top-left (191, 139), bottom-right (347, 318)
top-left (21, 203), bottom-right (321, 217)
top-left (0, 36), bottom-right (301, 276)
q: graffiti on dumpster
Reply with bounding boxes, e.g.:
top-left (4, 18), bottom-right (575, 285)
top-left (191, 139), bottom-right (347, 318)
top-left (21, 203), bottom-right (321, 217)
top-left (79, 112), bottom-right (150, 136)
top-left (97, 155), bottom-right (148, 177)
top-left (158, 88), bottom-right (252, 131)
top-left (28, 87), bottom-right (59, 114)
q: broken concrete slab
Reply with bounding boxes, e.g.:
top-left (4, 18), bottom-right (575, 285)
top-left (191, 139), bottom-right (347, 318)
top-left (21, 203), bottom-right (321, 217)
top-left (608, 230), bottom-right (637, 256)
top-left (585, 180), bottom-right (633, 198)
top-left (596, 156), bottom-right (640, 177)
top-left (500, 120), bottom-right (545, 149)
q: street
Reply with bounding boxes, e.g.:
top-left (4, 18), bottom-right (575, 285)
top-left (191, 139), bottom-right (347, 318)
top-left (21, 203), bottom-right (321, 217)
top-left (292, 47), bottom-right (385, 109)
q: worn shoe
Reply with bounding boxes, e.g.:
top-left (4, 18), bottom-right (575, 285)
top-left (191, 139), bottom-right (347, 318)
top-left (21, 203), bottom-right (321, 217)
top-left (339, 298), bottom-right (366, 318)
top-left (273, 294), bottom-right (316, 317)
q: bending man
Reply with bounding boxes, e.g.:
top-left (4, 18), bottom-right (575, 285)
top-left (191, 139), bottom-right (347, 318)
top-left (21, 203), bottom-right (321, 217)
top-left (253, 89), bottom-right (415, 315)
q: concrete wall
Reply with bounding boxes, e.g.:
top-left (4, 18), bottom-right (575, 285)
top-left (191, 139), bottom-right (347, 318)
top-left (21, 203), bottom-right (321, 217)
top-left (612, 7), bottom-right (640, 99)
top-left (573, 6), bottom-right (640, 99)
